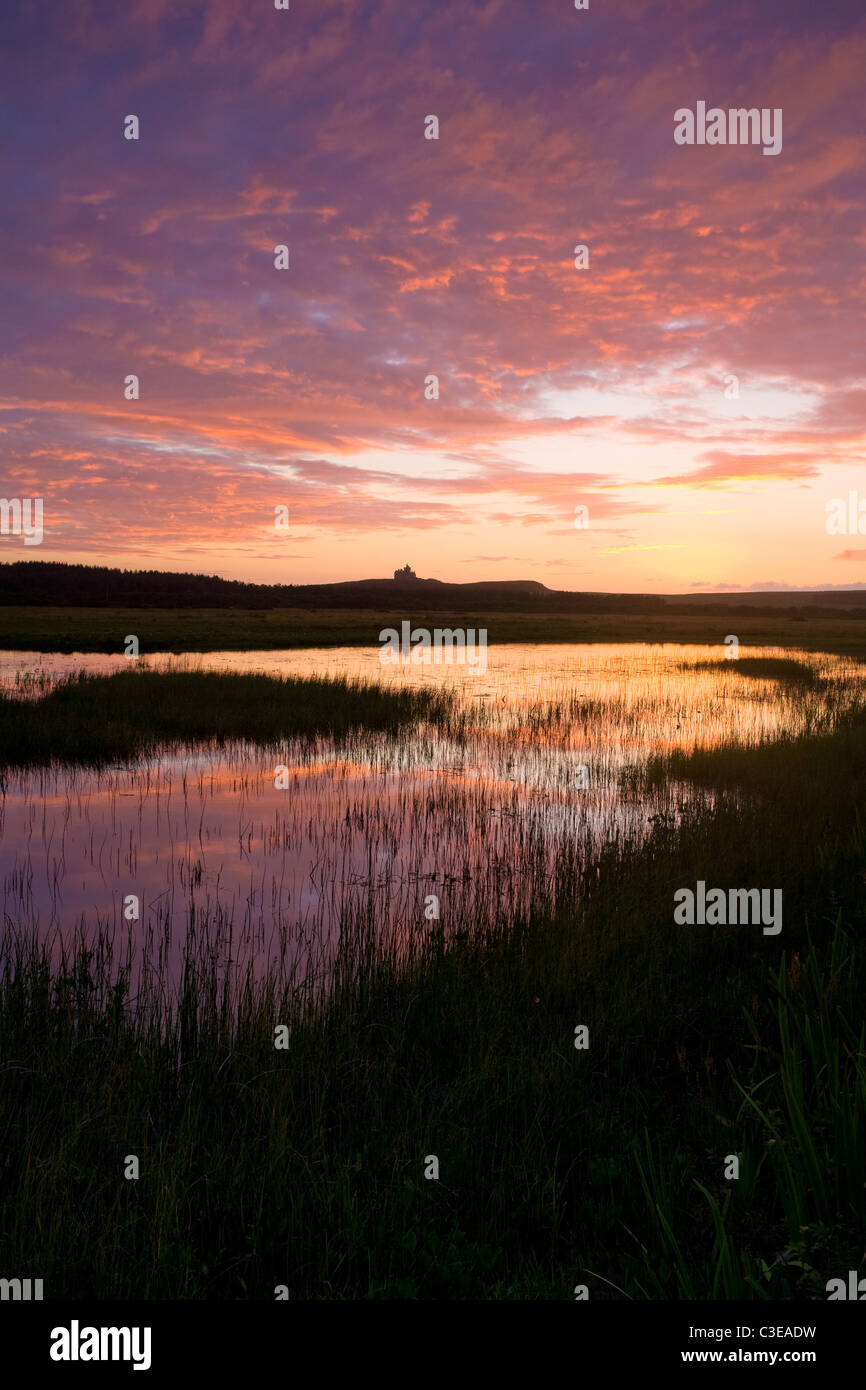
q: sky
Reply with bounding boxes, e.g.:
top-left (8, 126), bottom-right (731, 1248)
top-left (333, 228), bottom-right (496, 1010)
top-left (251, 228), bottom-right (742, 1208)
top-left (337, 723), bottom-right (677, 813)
top-left (1, 0), bottom-right (865, 593)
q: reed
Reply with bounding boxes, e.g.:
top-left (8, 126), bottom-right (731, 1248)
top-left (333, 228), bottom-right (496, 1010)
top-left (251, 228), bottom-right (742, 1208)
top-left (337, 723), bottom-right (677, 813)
top-left (2, 680), bottom-right (865, 1297)
top-left (0, 668), bottom-right (456, 767)
top-left (1, 648), bottom-right (864, 1298)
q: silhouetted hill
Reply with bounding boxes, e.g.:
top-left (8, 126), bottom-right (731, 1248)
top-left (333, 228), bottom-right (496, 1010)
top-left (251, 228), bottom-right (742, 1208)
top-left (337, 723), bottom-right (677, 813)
top-left (2, 562), bottom-right (866, 619)
top-left (0, 563), bottom-right (663, 613)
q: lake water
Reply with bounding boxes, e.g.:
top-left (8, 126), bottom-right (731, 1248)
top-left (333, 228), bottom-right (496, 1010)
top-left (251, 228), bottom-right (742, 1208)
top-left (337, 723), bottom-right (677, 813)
top-left (1, 643), bottom-right (859, 1001)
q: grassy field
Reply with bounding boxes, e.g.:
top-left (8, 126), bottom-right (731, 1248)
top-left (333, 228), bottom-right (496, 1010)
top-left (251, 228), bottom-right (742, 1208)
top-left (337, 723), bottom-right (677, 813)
top-left (0, 668), bottom-right (454, 767)
top-left (3, 604), bottom-right (866, 657)
top-left (1, 686), bottom-right (864, 1298)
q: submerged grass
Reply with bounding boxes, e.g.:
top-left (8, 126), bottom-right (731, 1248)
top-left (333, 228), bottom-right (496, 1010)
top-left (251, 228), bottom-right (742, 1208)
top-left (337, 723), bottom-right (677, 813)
top-left (0, 668), bottom-right (456, 767)
top-left (2, 692), bottom-right (865, 1297)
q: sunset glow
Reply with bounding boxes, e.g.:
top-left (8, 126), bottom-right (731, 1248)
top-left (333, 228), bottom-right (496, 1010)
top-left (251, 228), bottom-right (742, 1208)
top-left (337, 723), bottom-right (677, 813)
top-left (2, 0), bottom-right (864, 591)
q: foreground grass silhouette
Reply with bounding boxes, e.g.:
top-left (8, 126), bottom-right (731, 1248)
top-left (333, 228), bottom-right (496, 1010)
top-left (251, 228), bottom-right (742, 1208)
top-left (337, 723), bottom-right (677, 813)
top-left (1, 704), bottom-right (864, 1298)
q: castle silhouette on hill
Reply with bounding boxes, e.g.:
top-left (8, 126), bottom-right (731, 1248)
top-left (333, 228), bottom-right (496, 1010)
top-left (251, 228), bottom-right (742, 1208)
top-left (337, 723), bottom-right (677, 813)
top-left (393, 563), bottom-right (418, 583)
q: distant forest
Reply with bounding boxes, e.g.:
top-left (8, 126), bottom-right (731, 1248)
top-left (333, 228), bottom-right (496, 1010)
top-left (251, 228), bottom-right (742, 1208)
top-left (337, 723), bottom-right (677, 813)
top-left (2, 561), bottom-right (866, 619)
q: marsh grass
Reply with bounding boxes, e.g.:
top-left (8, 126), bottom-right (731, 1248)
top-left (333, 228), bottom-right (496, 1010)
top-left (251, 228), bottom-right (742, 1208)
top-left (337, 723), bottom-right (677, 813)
top-left (5, 603), bottom-right (866, 656)
top-left (681, 656), bottom-right (822, 688)
top-left (0, 668), bottom-right (456, 767)
top-left (2, 692), bottom-right (865, 1298)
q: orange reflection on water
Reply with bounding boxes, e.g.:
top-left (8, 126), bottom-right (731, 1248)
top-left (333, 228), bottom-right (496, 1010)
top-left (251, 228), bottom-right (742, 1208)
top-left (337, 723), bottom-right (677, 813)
top-left (0, 642), bottom-right (861, 996)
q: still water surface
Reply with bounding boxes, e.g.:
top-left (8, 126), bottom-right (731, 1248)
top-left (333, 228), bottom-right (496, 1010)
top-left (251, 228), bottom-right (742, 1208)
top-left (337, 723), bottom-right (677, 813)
top-left (0, 644), bottom-right (857, 996)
